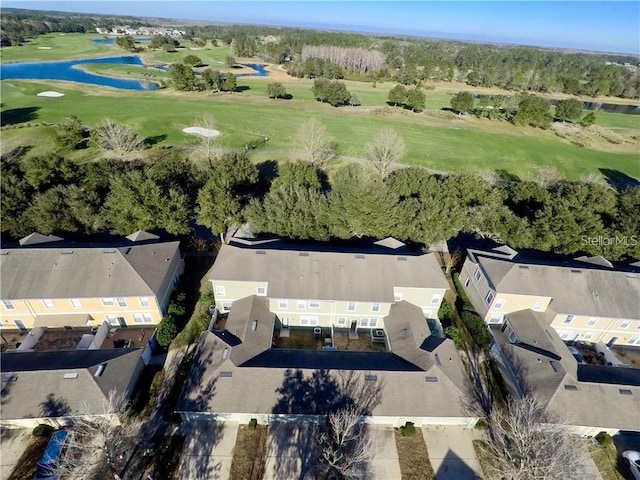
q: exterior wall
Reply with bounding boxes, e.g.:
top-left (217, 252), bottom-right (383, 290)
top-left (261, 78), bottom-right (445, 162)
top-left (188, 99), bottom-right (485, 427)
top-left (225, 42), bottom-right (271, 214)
top-left (0, 296), bottom-right (164, 329)
top-left (549, 313), bottom-right (640, 346)
top-left (211, 280), bottom-right (267, 313)
top-left (156, 256), bottom-right (185, 313)
top-left (393, 287), bottom-right (447, 319)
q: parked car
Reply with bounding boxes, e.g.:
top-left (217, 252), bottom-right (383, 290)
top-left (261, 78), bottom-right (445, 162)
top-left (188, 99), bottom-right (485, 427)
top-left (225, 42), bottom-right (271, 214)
top-left (623, 450), bottom-right (640, 480)
top-left (34, 429), bottom-right (68, 480)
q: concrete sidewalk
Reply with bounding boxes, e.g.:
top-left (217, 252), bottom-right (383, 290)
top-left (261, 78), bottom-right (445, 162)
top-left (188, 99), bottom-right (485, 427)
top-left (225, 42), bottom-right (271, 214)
top-left (177, 421), bottom-right (238, 480)
top-left (423, 426), bottom-right (483, 480)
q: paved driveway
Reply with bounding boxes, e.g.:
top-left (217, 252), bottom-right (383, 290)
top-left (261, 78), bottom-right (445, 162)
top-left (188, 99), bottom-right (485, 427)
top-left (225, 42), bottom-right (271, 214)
top-left (366, 426), bottom-right (402, 480)
top-left (423, 426), bottom-right (483, 480)
top-left (0, 428), bottom-right (32, 479)
top-left (177, 421), bottom-right (238, 480)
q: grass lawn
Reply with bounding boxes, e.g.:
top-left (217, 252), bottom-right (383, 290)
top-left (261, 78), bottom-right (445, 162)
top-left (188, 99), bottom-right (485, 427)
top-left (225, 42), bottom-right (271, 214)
top-left (229, 425), bottom-right (269, 480)
top-left (589, 440), bottom-right (626, 480)
top-left (394, 428), bottom-right (436, 480)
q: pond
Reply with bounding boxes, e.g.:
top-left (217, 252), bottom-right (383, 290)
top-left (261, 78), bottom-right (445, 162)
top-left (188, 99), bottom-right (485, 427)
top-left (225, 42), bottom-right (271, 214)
top-left (92, 37), bottom-right (152, 45)
top-left (0, 55), bottom-right (157, 90)
top-left (473, 94), bottom-right (639, 115)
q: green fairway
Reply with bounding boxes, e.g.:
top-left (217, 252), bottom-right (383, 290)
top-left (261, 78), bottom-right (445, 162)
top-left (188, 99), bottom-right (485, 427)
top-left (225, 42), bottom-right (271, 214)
top-left (2, 79), bottom-right (638, 180)
top-left (0, 33), bottom-right (113, 63)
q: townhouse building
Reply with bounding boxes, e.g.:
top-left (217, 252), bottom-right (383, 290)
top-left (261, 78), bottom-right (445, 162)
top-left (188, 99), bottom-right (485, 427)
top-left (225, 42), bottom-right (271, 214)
top-left (0, 232), bottom-right (183, 331)
top-left (460, 247), bottom-right (640, 347)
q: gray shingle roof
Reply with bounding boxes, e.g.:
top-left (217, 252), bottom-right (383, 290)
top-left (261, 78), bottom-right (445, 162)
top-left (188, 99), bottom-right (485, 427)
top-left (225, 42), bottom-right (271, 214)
top-left (472, 252), bottom-right (640, 319)
top-left (210, 239), bottom-right (448, 302)
top-left (1, 242), bottom-right (180, 300)
top-left (0, 348), bottom-right (142, 421)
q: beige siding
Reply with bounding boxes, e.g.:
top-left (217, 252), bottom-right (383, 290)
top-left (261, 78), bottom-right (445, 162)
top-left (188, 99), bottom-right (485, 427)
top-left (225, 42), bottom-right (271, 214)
top-left (393, 287), bottom-right (446, 318)
top-left (550, 313), bottom-right (640, 346)
top-left (485, 293), bottom-right (552, 323)
top-left (212, 280), bottom-right (268, 312)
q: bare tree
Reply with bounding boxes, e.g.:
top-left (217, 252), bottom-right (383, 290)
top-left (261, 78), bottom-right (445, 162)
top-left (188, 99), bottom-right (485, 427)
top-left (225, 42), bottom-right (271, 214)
top-left (365, 128), bottom-right (406, 178)
top-left (92, 118), bottom-right (143, 160)
top-left (295, 118), bottom-right (335, 168)
top-left (56, 389), bottom-right (141, 479)
top-left (479, 395), bottom-right (588, 480)
top-left (301, 45), bottom-right (386, 74)
top-left (530, 166), bottom-right (565, 189)
top-left (189, 114), bottom-right (222, 165)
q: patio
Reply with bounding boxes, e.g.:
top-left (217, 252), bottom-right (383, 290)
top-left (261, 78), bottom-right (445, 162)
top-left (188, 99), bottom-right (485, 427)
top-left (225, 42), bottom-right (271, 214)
top-left (272, 327), bottom-right (387, 352)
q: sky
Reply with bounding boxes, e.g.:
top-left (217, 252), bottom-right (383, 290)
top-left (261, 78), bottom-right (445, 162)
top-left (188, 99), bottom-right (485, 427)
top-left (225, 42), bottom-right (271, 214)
top-left (4, 1), bottom-right (640, 54)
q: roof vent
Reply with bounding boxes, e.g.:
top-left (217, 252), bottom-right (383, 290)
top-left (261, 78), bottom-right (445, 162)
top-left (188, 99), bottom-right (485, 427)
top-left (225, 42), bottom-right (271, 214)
top-left (364, 374), bottom-right (377, 382)
top-left (219, 371), bottom-right (233, 378)
top-left (518, 265), bottom-right (529, 269)
top-left (627, 274), bottom-right (638, 278)
top-left (397, 257), bottom-right (407, 261)
top-left (251, 320), bottom-right (258, 331)
top-left (570, 269), bottom-right (582, 274)
top-left (619, 389), bottom-right (633, 396)
top-left (299, 252), bottom-right (309, 257)
top-left (550, 361), bottom-right (564, 373)
top-left (0, 250), bottom-right (8, 255)
top-left (103, 249), bottom-right (116, 254)
top-left (434, 353), bottom-right (441, 365)
top-left (222, 348), bottom-right (229, 359)
top-left (61, 249), bottom-right (74, 254)
top-left (355, 254), bottom-right (365, 259)
top-left (1, 373), bottom-right (17, 383)
top-left (425, 376), bottom-right (439, 383)
top-left (94, 364), bottom-right (106, 377)
top-left (564, 384), bottom-right (577, 391)
top-left (63, 373), bottom-right (79, 379)
top-left (402, 328), bottom-right (411, 339)
top-left (256, 250), bottom-right (266, 255)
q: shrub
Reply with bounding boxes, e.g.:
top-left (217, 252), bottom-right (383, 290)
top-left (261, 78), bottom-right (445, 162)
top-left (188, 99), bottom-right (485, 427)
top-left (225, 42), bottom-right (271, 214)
top-left (32, 424), bottom-right (54, 437)
top-left (248, 418), bottom-right (258, 430)
top-left (461, 311), bottom-right (492, 349)
top-left (445, 326), bottom-right (464, 349)
top-left (156, 315), bottom-right (178, 347)
top-left (595, 432), bottom-right (613, 446)
top-left (438, 300), bottom-right (453, 325)
top-left (474, 418), bottom-right (489, 430)
top-left (400, 422), bottom-right (416, 437)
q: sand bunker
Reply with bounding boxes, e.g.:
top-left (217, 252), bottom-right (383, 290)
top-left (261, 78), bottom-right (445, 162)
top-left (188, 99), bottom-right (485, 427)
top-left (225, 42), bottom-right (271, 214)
top-left (182, 127), bottom-right (220, 138)
top-left (37, 91), bottom-right (65, 97)
top-left (37, 46), bottom-right (52, 50)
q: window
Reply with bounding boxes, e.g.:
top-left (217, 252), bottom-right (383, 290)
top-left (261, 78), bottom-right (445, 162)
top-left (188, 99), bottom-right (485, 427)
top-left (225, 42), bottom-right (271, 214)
top-left (117, 297), bottom-right (127, 307)
top-left (300, 316), bottom-right (318, 326)
top-left (563, 315), bottom-right (574, 324)
top-left (464, 277), bottom-right (470, 288)
top-left (488, 314), bottom-right (503, 324)
top-left (584, 332), bottom-right (594, 340)
top-left (105, 315), bottom-right (119, 326)
top-left (68, 298), bottom-right (81, 309)
top-left (216, 286), bottom-right (226, 297)
top-left (431, 294), bottom-right (442, 305)
top-left (533, 301), bottom-right (544, 311)
top-left (297, 301), bottom-right (306, 310)
top-left (221, 302), bottom-right (232, 311)
top-left (337, 317), bottom-right (347, 326)
top-left (371, 303), bottom-right (380, 312)
top-left (102, 298), bottom-right (115, 306)
top-left (628, 335), bottom-right (640, 345)
top-left (508, 331), bottom-right (518, 343)
top-left (394, 292), bottom-right (403, 302)
top-left (474, 269), bottom-right (482, 281)
top-left (587, 317), bottom-right (598, 326)
top-left (485, 291), bottom-right (494, 305)
top-left (369, 318), bottom-right (378, 328)
top-left (256, 287), bottom-right (266, 296)
top-left (13, 320), bottom-right (27, 332)
top-left (139, 297), bottom-right (150, 307)
top-left (309, 300), bottom-right (320, 309)
top-left (42, 299), bottom-right (54, 309)
top-left (2, 300), bottom-right (15, 310)
top-left (559, 331), bottom-right (572, 340)
top-left (347, 302), bottom-right (357, 312)
top-left (133, 314), bottom-right (153, 324)
top-left (493, 299), bottom-right (505, 310)
top-left (278, 299), bottom-right (288, 309)
top-left (620, 319), bottom-right (631, 329)
top-left (359, 318), bottom-right (370, 327)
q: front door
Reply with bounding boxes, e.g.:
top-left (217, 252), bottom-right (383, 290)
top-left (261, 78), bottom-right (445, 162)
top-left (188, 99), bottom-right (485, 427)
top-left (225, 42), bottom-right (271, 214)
top-left (350, 320), bottom-right (357, 333)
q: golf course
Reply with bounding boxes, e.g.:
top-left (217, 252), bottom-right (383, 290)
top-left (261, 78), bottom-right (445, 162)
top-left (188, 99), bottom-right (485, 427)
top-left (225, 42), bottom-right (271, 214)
top-left (1, 33), bottom-right (639, 180)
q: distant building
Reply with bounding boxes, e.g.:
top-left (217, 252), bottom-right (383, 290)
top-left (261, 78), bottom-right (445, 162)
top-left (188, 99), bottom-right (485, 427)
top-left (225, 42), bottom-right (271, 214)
top-left (460, 247), bottom-right (640, 346)
top-left (0, 232), bottom-right (183, 331)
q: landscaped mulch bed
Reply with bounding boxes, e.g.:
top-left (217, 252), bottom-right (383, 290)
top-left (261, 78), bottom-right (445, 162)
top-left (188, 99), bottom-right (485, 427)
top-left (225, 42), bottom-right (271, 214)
top-left (229, 425), bottom-right (268, 480)
top-left (394, 428), bottom-right (435, 480)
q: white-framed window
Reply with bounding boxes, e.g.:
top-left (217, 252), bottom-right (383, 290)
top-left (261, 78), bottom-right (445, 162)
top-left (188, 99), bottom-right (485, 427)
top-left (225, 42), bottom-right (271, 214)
top-left (139, 297), bottom-right (150, 307)
top-left (628, 335), bottom-right (640, 345)
top-left (493, 299), bottom-right (505, 310)
top-left (42, 299), bottom-right (54, 309)
top-left (297, 300), bottom-right (306, 310)
top-left (371, 303), bottom-right (380, 312)
top-left (533, 301), bottom-right (544, 311)
top-left (359, 318), bottom-right (370, 328)
top-left (431, 294), bottom-right (442, 305)
top-left (369, 318), bottom-right (378, 328)
top-left (474, 269), bottom-right (482, 281)
top-left (488, 314), bottom-right (503, 324)
top-left (216, 286), bottom-right (226, 297)
top-left (559, 331), bottom-right (572, 340)
top-left (117, 297), bottom-right (127, 307)
top-left (278, 299), bottom-right (288, 309)
top-left (300, 316), bottom-right (318, 326)
top-left (587, 318), bottom-right (598, 326)
top-left (422, 308), bottom-right (433, 319)
top-left (347, 302), bottom-right (357, 312)
top-left (508, 331), bottom-right (518, 343)
top-left (337, 317), bottom-right (347, 326)
top-left (2, 300), bottom-right (15, 310)
top-left (309, 300), bottom-right (320, 309)
top-left (485, 291), bottom-right (494, 305)
top-left (70, 298), bottom-right (82, 308)
top-left (221, 301), bottom-right (232, 311)
top-left (464, 277), bottom-right (470, 288)
top-left (256, 287), bottom-right (266, 296)
top-left (102, 298), bottom-right (115, 306)
top-left (584, 332), bottom-right (595, 340)
top-left (394, 292), bottom-right (403, 302)
top-left (563, 315), bottom-right (574, 324)
top-left (133, 314), bottom-right (153, 324)
top-left (620, 320), bottom-right (631, 329)
top-left (105, 314), bottom-right (119, 326)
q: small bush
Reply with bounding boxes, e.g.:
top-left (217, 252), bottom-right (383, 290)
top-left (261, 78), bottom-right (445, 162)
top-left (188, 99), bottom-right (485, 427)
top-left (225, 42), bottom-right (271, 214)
top-left (400, 422), bottom-right (416, 437)
top-left (248, 418), bottom-right (258, 430)
top-left (445, 326), bottom-right (464, 349)
top-left (595, 432), bottom-right (613, 446)
top-left (474, 418), bottom-right (489, 430)
top-left (32, 424), bottom-right (54, 437)
top-left (438, 300), bottom-right (453, 325)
